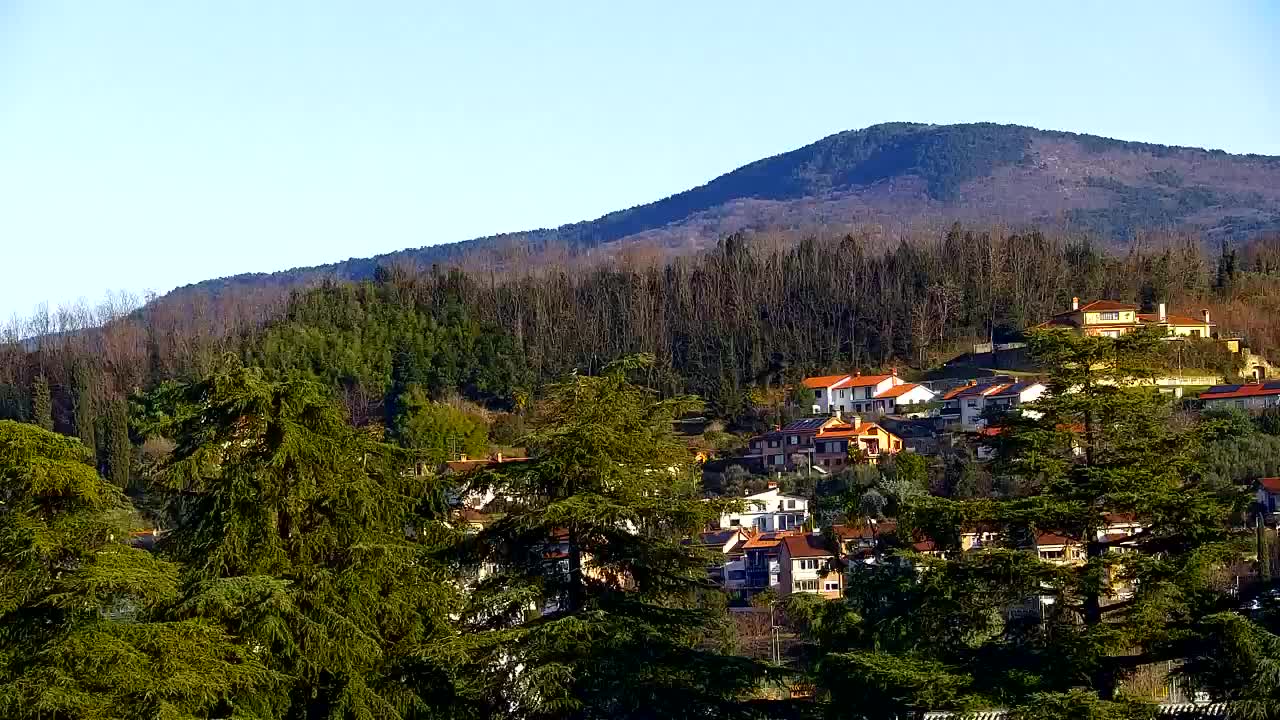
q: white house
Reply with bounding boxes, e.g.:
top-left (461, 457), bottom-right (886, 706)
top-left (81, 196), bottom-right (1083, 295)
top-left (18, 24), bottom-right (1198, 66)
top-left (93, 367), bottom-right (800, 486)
top-left (939, 380), bottom-right (1045, 431)
top-left (698, 528), bottom-right (750, 597)
top-left (720, 488), bottom-right (809, 532)
top-left (804, 370), bottom-right (934, 417)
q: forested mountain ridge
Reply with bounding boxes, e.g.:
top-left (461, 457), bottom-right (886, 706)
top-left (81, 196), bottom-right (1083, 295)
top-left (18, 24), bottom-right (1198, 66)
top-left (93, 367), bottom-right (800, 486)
top-left (174, 121), bottom-right (1280, 298)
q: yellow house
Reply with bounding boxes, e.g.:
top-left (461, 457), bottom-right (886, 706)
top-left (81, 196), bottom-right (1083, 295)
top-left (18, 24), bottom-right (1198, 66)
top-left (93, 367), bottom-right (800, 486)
top-left (1037, 298), bottom-right (1215, 339)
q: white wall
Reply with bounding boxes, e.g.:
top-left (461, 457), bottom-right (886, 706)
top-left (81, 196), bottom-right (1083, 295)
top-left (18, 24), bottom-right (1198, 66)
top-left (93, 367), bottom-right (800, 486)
top-left (720, 488), bottom-right (809, 531)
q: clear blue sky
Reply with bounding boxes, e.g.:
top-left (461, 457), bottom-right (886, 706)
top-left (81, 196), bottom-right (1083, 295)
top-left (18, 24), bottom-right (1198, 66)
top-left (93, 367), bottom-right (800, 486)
top-left (2, 1), bottom-right (1277, 317)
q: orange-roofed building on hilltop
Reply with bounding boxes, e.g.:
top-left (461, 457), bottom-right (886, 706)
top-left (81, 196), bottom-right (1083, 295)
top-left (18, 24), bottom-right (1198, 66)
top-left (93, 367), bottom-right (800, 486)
top-left (779, 534), bottom-right (844, 599)
top-left (1036, 297), bottom-right (1215, 340)
top-left (1200, 382), bottom-right (1280, 411)
top-left (803, 369), bottom-right (936, 417)
top-left (741, 529), bottom-right (804, 594)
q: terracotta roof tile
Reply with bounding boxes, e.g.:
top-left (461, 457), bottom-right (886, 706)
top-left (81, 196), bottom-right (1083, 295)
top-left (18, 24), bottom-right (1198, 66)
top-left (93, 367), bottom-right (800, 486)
top-left (832, 374), bottom-right (893, 389)
top-left (781, 534), bottom-right (835, 558)
top-left (1076, 300), bottom-right (1138, 313)
top-left (803, 374), bottom-right (850, 389)
top-left (1201, 383), bottom-right (1280, 400)
top-left (1260, 477), bottom-right (1280, 493)
top-left (875, 383), bottom-right (927, 399)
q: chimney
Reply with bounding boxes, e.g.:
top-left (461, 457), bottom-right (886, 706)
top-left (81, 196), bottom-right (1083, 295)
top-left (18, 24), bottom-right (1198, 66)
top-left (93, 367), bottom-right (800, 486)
top-left (495, 452), bottom-right (504, 463)
top-left (1202, 308), bottom-right (1210, 324)
top-left (1158, 303), bottom-right (1166, 322)
top-left (1072, 296), bottom-right (1079, 311)
top-left (855, 369), bottom-right (862, 377)
top-left (891, 366), bottom-right (898, 377)
top-left (851, 415), bottom-right (862, 430)
top-left (833, 407), bottom-right (842, 420)
top-left (458, 454), bottom-right (468, 462)
top-left (767, 480), bottom-right (779, 490)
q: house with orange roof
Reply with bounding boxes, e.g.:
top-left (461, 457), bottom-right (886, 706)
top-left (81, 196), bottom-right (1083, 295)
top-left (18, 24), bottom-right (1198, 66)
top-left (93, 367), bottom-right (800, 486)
top-left (779, 534), bottom-right (844, 598)
top-left (1036, 297), bottom-right (1215, 340)
top-left (804, 369), bottom-right (935, 417)
top-left (811, 416), bottom-right (904, 467)
top-left (741, 529), bottom-right (804, 593)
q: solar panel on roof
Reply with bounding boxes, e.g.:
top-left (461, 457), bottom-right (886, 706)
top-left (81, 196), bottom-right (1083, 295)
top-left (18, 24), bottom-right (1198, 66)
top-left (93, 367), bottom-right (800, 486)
top-left (1205, 385), bottom-right (1239, 394)
top-left (1265, 381), bottom-right (1280, 390)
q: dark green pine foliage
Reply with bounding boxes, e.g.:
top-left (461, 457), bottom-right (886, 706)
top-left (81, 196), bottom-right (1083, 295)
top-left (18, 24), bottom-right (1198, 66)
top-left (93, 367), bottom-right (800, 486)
top-left (71, 364), bottom-right (97, 459)
top-left (0, 420), bottom-right (263, 719)
top-left (147, 363), bottom-right (466, 719)
top-left (30, 374), bottom-right (53, 431)
top-left (801, 327), bottom-right (1265, 719)
top-left (455, 355), bottom-right (768, 720)
top-left (103, 397), bottom-right (132, 489)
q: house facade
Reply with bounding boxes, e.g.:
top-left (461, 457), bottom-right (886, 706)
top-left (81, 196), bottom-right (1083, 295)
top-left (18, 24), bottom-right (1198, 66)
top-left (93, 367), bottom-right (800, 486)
top-left (778, 534), bottom-right (843, 599)
top-left (940, 379), bottom-right (1046, 431)
top-left (1200, 382), bottom-right (1280, 410)
top-left (1037, 297), bottom-right (1215, 339)
top-left (746, 417), bottom-right (842, 469)
top-left (698, 528), bottom-right (750, 599)
top-left (719, 488), bottom-right (809, 532)
top-left (811, 417), bottom-right (904, 468)
top-left (741, 530), bottom-right (800, 593)
top-left (804, 370), bottom-right (935, 417)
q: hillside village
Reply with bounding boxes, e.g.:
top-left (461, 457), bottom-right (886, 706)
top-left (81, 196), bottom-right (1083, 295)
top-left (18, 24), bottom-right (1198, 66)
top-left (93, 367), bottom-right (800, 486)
top-left (434, 297), bottom-right (1280, 709)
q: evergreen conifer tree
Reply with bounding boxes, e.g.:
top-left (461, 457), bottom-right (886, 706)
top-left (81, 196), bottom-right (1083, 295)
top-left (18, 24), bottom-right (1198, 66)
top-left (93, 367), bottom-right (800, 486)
top-left (0, 420), bottom-right (263, 718)
top-left (103, 396), bottom-right (132, 489)
top-left (146, 362), bottom-right (467, 719)
top-left (30, 374), bottom-right (52, 431)
top-left (454, 355), bottom-right (768, 720)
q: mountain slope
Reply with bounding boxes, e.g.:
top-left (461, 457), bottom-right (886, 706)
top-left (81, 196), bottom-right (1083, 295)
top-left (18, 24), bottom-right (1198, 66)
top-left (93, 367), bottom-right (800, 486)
top-left (179, 122), bottom-right (1280, 296)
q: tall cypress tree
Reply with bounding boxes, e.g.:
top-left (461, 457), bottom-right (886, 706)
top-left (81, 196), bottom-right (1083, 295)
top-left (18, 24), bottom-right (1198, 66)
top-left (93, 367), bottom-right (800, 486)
top-left (102, 396), bottom-right (132, 489)
top-left (147, 362), bottom-right (466, 719)
top-left (454, 355), bottom-right (767, 720)
top-left (71, 364), bottom-right (96, 460)
top-left (0, 420), bottom-right (263, 718)
top-left (30, 374), bottom-right (52, 431)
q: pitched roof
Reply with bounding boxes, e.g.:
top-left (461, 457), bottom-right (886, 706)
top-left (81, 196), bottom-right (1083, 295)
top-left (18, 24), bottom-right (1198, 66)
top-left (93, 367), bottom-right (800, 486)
top-left (443, 456), bottom-right (530, 473)
top-left (1200, 381), bottom-right (1280, 400)
top-left (1136, 312), bottom-right (1215, 327)
top-left (1035, 532), bottom-right (1076, 547)
top-left (874, 382), bottom-right (929, 399)
top-left (818, 422), bottom-right (898, 441)
top-left (831, 521), bottom-right (898, 541)
top-left (944, 382), bottom-right (1010, 400)
top-left (986, 380), bottom-right (1043, 397)
top-left (802, 374), bottom-right (850, 389)
top-left (698, 529), bottom-right (743, 547)
top-left (832, 374), bottom-right (893, 389)
top-left (1076, 299), bottom-right (1137, 313)
top-left (1260, 477), bottom-right (1280, 493)
top-left (780, 417), bottom-right (836, 433)
top-left (781, 534), bottom-right (835, 558)
top-left (742, 529), bottom-right (801, 550)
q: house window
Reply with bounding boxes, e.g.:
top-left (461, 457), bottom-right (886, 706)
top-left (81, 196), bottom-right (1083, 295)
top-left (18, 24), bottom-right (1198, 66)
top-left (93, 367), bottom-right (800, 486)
top-left (864, 388), bottom-right (873, 400)
top-left (798, 558), bottom-right (821, 570)
top-left (1040, 549), bottom-right (1065, 560)
top-left (754, 517), bottom-right (769, 531)
top-left (771, 455), bottom-right (785, 466)
top-left (1099, 311), bottom-right (1119, 321)
top-left (967, 399), bottom-right (979, 408)
top-left (768, 439), bottom-right (780, 448)
top-left (729, 570), bottom-right (746, 580)
top-left (729, 519), bottom-right (741, 527)
top-left (795, 579), bottom-right (819, 591)
top-left (814, 389), bottom-right (823, 398)
top-left (786, 499), bottom-right (797, 509)
top-left (838, 389), bottom-right (847, 399)
top-left (1190, 330), bottom-right (1201, 338)
top-left (823, 581), bottom-right (840, 592)
top-left (788, 435), bottom-right (798, 446)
